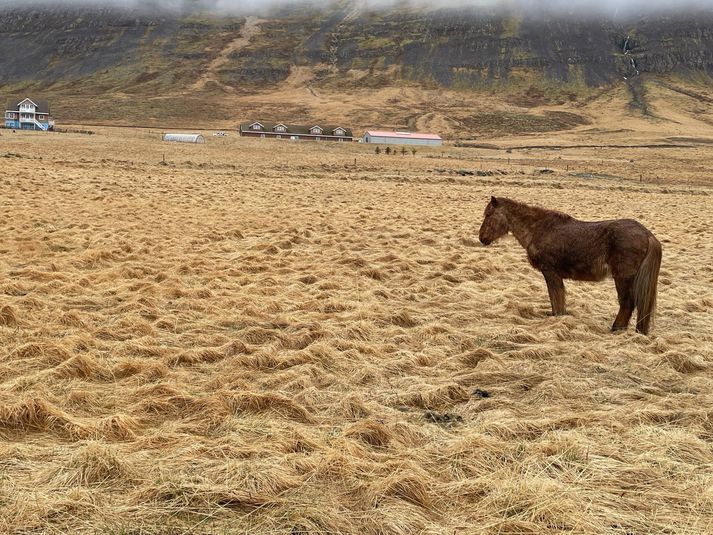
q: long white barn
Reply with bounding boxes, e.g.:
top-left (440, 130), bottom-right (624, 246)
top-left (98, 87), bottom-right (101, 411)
top-left (362, 130), bottom-right (443, 146)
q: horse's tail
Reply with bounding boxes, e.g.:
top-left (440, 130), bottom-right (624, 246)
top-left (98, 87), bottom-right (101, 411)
top-left (633, 234), bottom-right (662, 335)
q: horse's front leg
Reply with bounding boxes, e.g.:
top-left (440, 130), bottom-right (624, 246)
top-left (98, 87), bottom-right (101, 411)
top-left (542, 270), bottom-right (566, 316)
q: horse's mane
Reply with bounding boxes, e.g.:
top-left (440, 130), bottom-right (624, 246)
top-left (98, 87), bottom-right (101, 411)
top-left (499, 198), bottom-right (573, 223)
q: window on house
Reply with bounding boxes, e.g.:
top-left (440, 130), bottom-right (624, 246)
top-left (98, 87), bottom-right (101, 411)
top-left (311, 127), bottom-right (322, 135)
top-left (275, 125), bottom-right (286, 132)
top-left (335, 128), bottom-right (345, 136)
top-left (252, 124), bottom-right (262, 130)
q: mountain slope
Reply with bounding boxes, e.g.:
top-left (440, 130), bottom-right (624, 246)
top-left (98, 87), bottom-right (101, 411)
top-left (2, 2), bottom-right (713, 132)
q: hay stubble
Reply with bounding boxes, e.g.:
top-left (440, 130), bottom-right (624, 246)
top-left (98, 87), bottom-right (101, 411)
top-left (0, 128), bottom-right (712, 534)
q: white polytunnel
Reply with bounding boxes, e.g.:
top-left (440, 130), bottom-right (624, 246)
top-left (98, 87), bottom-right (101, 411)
top-left (162, 133), bottom-right (205, 143)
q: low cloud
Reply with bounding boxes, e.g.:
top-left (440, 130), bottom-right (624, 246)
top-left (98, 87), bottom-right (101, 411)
top-left (1, 0), bottom-right (712, 18)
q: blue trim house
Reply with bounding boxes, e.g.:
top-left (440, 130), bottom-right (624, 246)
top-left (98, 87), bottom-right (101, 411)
top-left (4, 98), bottom-right (54, 131)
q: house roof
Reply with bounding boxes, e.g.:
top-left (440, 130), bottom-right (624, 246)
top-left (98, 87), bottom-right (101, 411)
top-left (6, 98), bottom-right (50, 114)
top-left (241, 122), bottom-right (353, 138)
top-left (364, 130), bottom-right (442, 141)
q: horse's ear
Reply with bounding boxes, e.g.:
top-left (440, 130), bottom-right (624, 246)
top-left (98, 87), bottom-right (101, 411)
top-left (491, 196), bottom-right (498, 206)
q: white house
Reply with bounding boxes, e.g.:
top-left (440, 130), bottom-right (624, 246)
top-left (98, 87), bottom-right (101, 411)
top-left (4, 98), bottom-right (54, 131)
top-left (362, 130), bottom-right (443, 146)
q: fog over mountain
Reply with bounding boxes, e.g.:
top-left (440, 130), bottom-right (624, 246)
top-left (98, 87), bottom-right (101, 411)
top-left (1, 0), bottom-right (713, 18)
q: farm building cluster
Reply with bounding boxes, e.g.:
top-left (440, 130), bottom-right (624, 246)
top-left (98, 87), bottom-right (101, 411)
top-left (2, 96), bottom-right (444, 146)
top-left (239, 121), bottom-right (442, 146)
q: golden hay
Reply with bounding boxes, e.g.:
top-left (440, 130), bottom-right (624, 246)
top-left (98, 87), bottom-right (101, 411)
top-left (0, 396), bottom-right (88, 438)
top-left (223, 392), bottom-right (315, 423)
top-left (90, 414), bottom-right (140, 441)
top-left (343, 419), bottom-right (393, 448)
top-left (0, 123), bottom-right (712, 533)
top-left (43, 442), bottom-right (139, 487)
top-left (0, 304), bottom-right (18, 327)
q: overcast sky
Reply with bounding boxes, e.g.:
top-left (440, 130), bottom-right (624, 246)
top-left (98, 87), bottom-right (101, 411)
top-left (1, 0), bottom-right (712, 17)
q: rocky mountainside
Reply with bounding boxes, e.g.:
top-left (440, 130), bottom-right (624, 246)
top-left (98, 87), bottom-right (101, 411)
top-left (2, 2), bottom-right (713, 129)
top-left (2, 3), bottom-right (713, 92)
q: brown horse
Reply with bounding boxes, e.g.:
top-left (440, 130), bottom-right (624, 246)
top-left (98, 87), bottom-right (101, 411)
top-left (479, 197), bottom-right (662, 334)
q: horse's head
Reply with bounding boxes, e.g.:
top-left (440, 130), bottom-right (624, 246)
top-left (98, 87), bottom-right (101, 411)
top-left (479, 196), bottom-right (509, 246)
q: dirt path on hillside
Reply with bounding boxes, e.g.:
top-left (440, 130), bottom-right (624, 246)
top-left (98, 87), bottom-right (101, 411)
top-left (190, 16), bottom-right (264, 93)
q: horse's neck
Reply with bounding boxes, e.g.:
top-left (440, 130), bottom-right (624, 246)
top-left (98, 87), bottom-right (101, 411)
top-left (503, 201), bottom-right (553, 249)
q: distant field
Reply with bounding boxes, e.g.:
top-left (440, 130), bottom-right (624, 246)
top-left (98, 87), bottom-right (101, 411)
top-left (0, 126), bottom-right (712, 534)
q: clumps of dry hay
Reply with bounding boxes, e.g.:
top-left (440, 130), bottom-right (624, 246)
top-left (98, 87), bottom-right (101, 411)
top-left (279, 329), bottom-right (325, 350)
top-left (0, 396), bottom-right (87, 438)
top-left (44, 442), bottom-right (138, 487)
top-left (0, 281), bottom-right (32, 296)
top-left (241, 326), bottom-right (279, 345)
top-left (299, 274), bottom-right (318, 284)
top-left (73, 248), bottom-right (122, 269)
top-left (93, 316), bottom-right (156, 342)
top-left (279, 430), bottom-right (320, 454)
top-left (58, 310), bottom-right (85, 328)
top-left (53, 353), bottom-right (109, 380)
top-left (208, 460), bottom-right (302, 501)
top-left (459, 348), bottom-right (495, 367)
top-left (0, 304), bottom-right (18, 326)
top-left (112, 358), bottom-right (168, 381)
top-left (90, 414), bottom-right (140, 441)
top-left (2, 487), bottom-right (97, 532)
top-left (386, 309), bottom-right (420, 328)
top-left (221, 338), bottom-right (250, 356)
top-left (168, 347), bottom-right (227, 366)
top-left (655, 351), bottom-right (709, 374)
top-left (361, 267), bottom-right (385, 280)
top-left (531, 431), bottom-right (590, 465)
top-left (510, 346), bottom-right (556, 360)
top-left (338, 394), bottom-right (371, 419)
top-left (136, 461), bottom-right (302, 511)
top-left (499, 328), bottom-right (539, 344)
top-left (11, 342), bottom-right (72, 365)
top-left (475, 477), bottom-right (587, 532)
top-left (117, 340), bottom-right (173, 359)
top-left (364, 466), bottom-right (433, 509)
top-left (165, 339), bottom-right (250, 367)
top-left (402, 384), bottom-right (470, 410)
top-left (344, 419), bottom-right (393, 448)
top-left (222, 392), bottom-right (315, 423)
top-left (514, 303), bottom-right (544, 319)
top-left (132, 385), bottom-right (228, 429)
top-left (281, 506), bottom-right (351, 535)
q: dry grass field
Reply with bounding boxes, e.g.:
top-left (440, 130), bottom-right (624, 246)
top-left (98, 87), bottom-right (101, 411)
top-left (1, 109), bottom-right (713, 534)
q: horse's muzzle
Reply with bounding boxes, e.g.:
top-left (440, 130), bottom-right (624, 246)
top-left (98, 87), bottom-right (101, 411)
top-left (480, 237), bottom-right (492, 246)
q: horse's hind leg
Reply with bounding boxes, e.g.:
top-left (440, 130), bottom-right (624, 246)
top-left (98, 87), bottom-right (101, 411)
top-left (543, 270), bottom-right (566, 316)
top-left (612, 276), bottom-right (635, 331)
